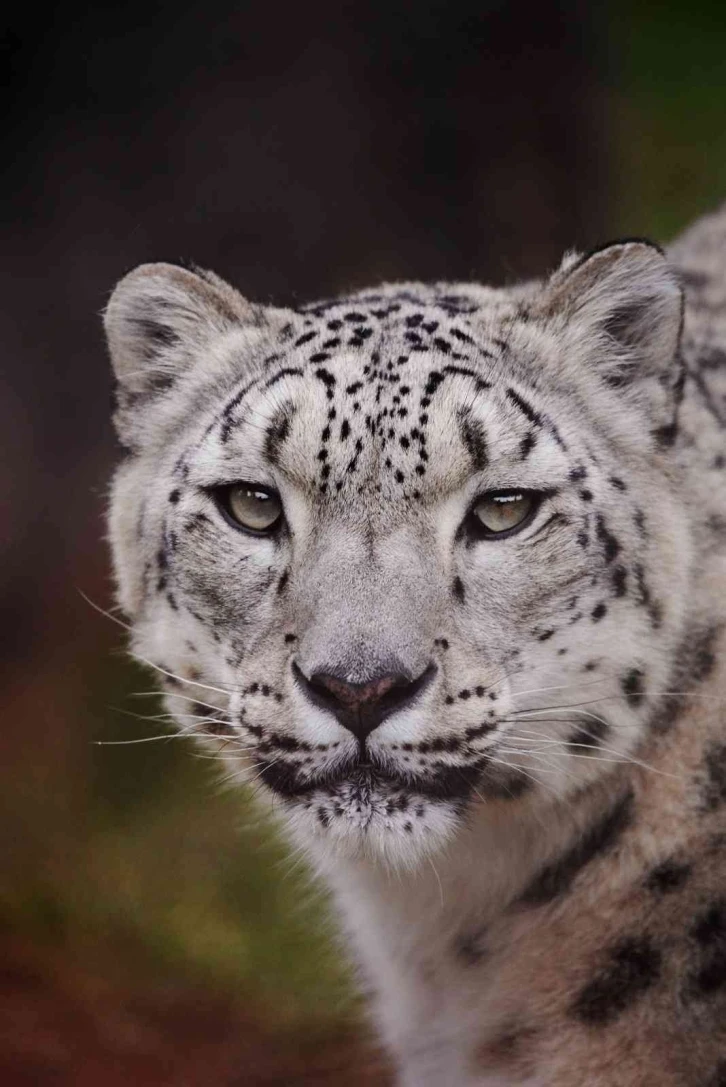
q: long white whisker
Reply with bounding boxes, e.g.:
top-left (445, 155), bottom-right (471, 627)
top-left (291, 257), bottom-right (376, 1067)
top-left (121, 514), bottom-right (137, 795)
top-left (77, 588), bottom-right (133, 632)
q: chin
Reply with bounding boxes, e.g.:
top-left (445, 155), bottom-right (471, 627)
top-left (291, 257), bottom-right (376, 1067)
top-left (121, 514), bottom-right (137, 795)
top-left (259, 761), bottom-right (469, 869)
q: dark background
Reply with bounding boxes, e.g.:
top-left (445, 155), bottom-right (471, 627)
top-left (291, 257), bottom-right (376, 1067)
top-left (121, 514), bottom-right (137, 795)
top-left (2, 1), bottom-right (726, 1082)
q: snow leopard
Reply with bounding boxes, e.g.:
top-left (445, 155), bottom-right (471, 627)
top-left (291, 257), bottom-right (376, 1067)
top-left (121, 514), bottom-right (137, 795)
top-left (104, 204), bottom-right (726, 1086)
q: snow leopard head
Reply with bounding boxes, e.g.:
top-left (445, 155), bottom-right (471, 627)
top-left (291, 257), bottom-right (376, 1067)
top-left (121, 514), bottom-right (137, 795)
top-left (105, 244), bottom-right (692, 867)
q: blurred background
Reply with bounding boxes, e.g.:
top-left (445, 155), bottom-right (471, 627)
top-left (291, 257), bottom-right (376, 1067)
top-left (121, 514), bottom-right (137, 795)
top-left (2, 0), bottom-right (726, 1082)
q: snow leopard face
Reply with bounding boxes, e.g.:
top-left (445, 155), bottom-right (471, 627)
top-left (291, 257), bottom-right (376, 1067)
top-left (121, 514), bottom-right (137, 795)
top-left (105, 244), bottom-right (692, 867)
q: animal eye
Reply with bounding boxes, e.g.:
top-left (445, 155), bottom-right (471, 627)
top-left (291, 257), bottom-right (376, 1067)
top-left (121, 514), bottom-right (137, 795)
top-left (220, 484), bottom-right (283, 534)
top-left (470, 491), bottom-right (538, 538)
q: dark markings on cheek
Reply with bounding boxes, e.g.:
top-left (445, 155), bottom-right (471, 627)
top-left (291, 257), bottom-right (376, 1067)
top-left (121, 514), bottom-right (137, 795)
top-left (687, 899), bottom-right (726, 999)
top-left (294, 330), bottom-right (317, 347)
top-left (185, 512), bottom-right (210, 531)
top-left (633, 564), bottom-right (663, 629)
top-left (621, 668), bottom-right (646, 708)
top-left (702, 743), bottom-right (726, 811)
top-left (595, 513), bottom-right (620, 563)
top-left (458, 412), bottom-right (488, 471)
top-left (570, 936), bottom-right (661, 1026)
top-left (567, 716), bottom-right (609, 749)
top-left (276, 570), bottom-right (289, 595)
top-left (453, 577), bottom-right (466, 603)
top-left (479, 767), bottom-right (532, 800)
top-left (644, 858), bottom-right (692, 894)
top-left (517, 789), bottom-right (633, 907)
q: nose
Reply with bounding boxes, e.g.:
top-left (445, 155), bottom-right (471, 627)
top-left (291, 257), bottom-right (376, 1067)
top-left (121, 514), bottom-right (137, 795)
top-left (293, 662), bottom-right (436, 742)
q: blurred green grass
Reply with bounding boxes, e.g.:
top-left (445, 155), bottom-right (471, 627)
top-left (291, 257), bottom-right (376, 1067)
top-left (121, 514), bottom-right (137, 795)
top-left (1, 649), bottom-right (356, 1030)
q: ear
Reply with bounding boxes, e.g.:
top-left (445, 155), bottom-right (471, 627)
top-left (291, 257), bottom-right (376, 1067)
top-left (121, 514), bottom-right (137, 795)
top-left (104, 261), bottom-right (260, 395)
top-left (533, 240), bottom-right (685, 441)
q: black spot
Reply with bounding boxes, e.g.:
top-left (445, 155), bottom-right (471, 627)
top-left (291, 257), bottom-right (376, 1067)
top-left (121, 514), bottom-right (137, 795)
top-left (569, 466), bottom-right (587, 481)
top-left (537, 629), bottom-right (555, 642)
top-left (567, 716), bottom-right (609, 750)
top-left (689, 900), bottom-right (726, 997)
top-left (645, 858), bottom-right (692, 894)
top-left (591, 602), bottom-right (607, 622)
top-left (580, 489), bottom-right (593, 502)
top-left (595, 514), bottom-right (620, 563)
top-left (277, 570), bottom-right (289, 595)
top-left (571, 936), bottom-right (661, 1026)
top-left (611, 564), bottom-right (628, 597)
top-left (284, 633), bottom-right (297, 644)
top-left (609, 476), bottom-right (627, 491)
top-left (168, 489), bottom-right (181, 504)
top-left (294, 330), bottom-right (317, 347)
top-left (621, 668), bottom-right (646, 708)
top-left (691, 625), bottom-right (719, 682)
top-left (703, 743), bottom-right (726, 811)
top-left (453, 577), bottom-right (466, 603)
top-left (518, 790), bottom-right (633, 907)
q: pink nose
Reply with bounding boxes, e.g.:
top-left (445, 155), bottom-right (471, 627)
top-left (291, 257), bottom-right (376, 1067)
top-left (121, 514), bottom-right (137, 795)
top-left (293, 662), bottom-right (436, 742)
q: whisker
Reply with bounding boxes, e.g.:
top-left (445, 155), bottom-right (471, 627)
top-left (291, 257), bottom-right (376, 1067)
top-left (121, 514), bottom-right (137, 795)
top-left (77, 588), bottom-right (133, 633)
top-left (133, 655), bottom-right (238, 697)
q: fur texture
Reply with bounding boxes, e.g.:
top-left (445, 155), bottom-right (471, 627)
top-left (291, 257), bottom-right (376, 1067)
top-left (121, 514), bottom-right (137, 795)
top-left (105, 204), bottom-right (726, 1085)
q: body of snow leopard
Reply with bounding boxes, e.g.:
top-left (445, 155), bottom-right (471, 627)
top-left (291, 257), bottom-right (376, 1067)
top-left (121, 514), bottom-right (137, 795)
top-left (104, 205), bottom-right (726, 1085)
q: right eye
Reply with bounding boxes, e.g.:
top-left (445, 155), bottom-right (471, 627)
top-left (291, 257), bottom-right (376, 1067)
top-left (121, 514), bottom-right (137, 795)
top-left (217, 483), bottom-right (283, 535)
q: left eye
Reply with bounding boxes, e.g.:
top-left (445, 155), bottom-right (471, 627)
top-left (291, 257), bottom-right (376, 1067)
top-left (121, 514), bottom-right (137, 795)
top-left (470, 491), bottom-right (538, 537)
top-left (218, 483), bottom-right (283, 534)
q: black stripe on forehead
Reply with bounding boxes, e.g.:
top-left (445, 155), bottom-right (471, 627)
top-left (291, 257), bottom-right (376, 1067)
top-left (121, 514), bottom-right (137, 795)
top-left (264, 404), bottom-right (296, 467)
top-left (506, 385), bottom-right (567, 451)
top-left (214, 368), bottom-right (306, 444)
top-left (457, 410), bottom-right (488, 472)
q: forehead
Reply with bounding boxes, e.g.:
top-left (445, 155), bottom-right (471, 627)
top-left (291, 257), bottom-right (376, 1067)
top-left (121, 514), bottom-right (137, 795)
top-left (192, 287), bottom-right (569, 497)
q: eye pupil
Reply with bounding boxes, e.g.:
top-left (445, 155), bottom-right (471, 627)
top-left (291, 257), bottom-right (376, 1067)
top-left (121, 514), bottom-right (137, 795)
top-left (223, 484), bottom-right (283, 534)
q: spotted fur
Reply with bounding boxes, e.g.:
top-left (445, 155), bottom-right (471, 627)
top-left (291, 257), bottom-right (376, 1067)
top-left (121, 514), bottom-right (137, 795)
top-left (105, 204), bottom-right (726, 1084)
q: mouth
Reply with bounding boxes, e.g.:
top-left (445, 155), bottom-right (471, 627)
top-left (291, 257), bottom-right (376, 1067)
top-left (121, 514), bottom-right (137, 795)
top-left (255, 750), bottom-right (487, 805)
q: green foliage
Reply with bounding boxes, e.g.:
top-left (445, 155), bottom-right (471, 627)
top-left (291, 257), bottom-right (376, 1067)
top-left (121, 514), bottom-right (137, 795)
top-left (608, 0), bottom-right (726, 241)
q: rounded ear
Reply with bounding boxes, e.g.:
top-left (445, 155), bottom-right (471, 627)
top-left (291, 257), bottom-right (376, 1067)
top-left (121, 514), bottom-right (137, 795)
top-left (103, 262), bottom-right (259, 396)
top-left (532, 240), bottom-right (684, 441)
